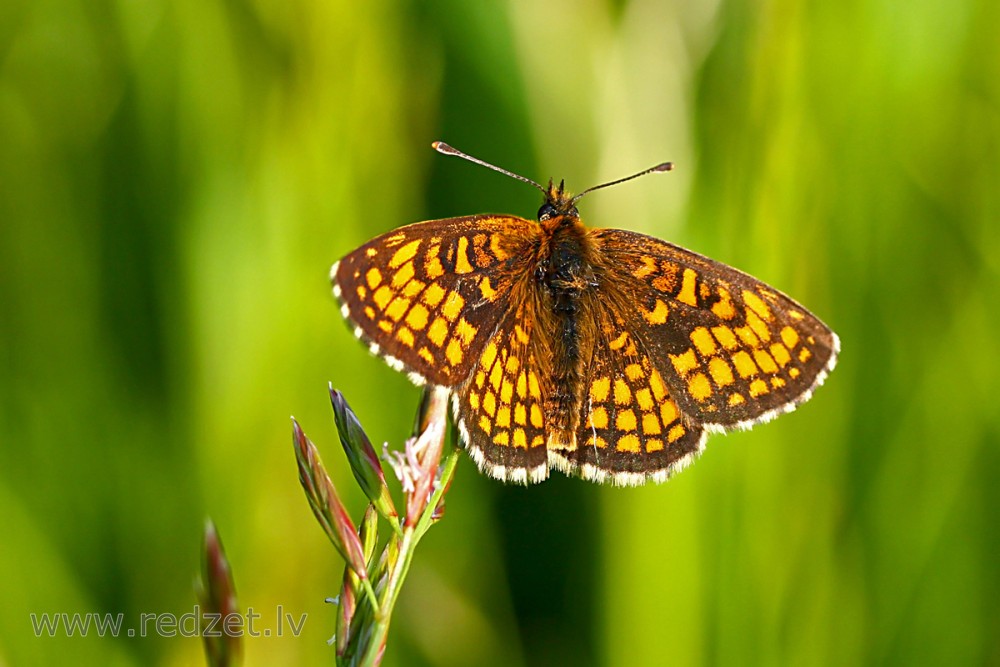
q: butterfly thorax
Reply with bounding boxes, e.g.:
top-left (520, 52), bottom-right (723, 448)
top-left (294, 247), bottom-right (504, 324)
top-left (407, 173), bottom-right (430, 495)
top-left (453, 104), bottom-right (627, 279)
top-left (534, 212), bottom-right (599, 451)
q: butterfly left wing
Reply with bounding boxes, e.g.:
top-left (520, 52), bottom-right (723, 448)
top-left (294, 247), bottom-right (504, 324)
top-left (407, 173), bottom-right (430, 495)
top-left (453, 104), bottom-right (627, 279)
top-left (332, 214), bottom-right (538, 387)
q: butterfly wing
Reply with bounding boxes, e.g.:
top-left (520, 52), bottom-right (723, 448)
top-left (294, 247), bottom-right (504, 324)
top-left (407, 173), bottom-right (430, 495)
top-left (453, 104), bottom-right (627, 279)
top-left (332, 214), bottom-right (538, 387)
top-left (590, 228), bottom-right (839, 430)
top-left (559, 228), bottom-right (838, 485)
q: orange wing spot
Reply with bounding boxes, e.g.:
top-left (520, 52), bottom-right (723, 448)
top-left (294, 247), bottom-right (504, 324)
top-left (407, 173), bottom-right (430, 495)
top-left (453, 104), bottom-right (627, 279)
top-left (728, 393), bottom-right (745, 406)
top-left (366, 268), bottom-right (382, 289)
top-left (513, 428), bottom-right (528, 449)
top-left (732, 350), bottom-right (759, 378)
top-left (396, 327), bottom-right (415, 348)
top-left (743, 290), bottom-right (773, 320)
top-left (660, 400), bottom-right (678, 426)
top-left (670, 349), bottom-right (698, 376)
top-left (789, 367), bottom-right (801, 379)
top-left (613, 378), bottom-right (632, 406)
top-left (514, 403), bottom-right (527, 425)
top-left (516, 371), bottom-right (527, 398)
top-left (365, 247), bottom-right (378, 258)
top-left (588, 406), bottom-right (609, 429)
top-left (781, 326), bottom-right (800, 349)
top-left (691, 327), bottom-right (717, 357)
top-left (481, 341), bottom-right (498, 370)
top-left (373, 285), bottom-right (393, 310)
top-left (505, 355), bottom-right (520, 374)
top-left (789, 310), bottom-right (805, 320)
top-left (391, 261), bottom-right (415, 288)
top-left (798, 347), bottom-right (812, 362)
top-left (490, 232), bottom-right (510, 261)
top-left (455, 236), bottom-right (474, 274)
top-left (441, 291), bottom-right (465, 321)
top-left (643, 299), bottom-right (669, 325)
top-left (388, 240), bottom-right (421, 268)
top-left (496, 406), bottom-right (511, 428)
top-left (479, 416), bottom-right (491, 434)
top-left (356, 285), bottom-right (367, 300)
top-left (616, 409), bottom-right (638, 432)
top-left (649, 370), bottom-right (667, 400)
top-left (425, 255), bottom-right (444, 280)
top-left (422, 283), bottom-right (446, 307)
top-left (753, 349), bottom-right (778, 374)
top-left (617, 434), bottom-right (641, 453)
top-left (531, 435), bottom-right (545, 448)
top-left (474, 371), bottom-right (485, 388)
top-left (749, 378), bottom-right (769, 397)
top-left (590, 377), bottom-right (611, 402)
top-left (402, 280), bottom-right (424, 298)
top-left (711, 325), bottom-right (739, 350)
top-left (377, 320), bottom-right (393, 333)
top-left (808, 335), bottom-right (816, 344)
top-left (469, 392), bottom-right (480, 411)
top-left (642, 412), bottom-right (662, 435)
top-left (530, 404), bottom-right (544, 428)
top-left (746, 311), bottom-right (771, 342)
top-left (514, 324), bottom-right (530, 344)
top-left (608, 331), bottom-right (629, 351)
top-left (493, 431), bottom-right (509, 446)
top-left (528, 371), bottom-right (542, 399)
top-left (483, 391), bottom-right (497, 417)
top-left (405, 303), bottom-right (429, 331)
top-left (586, 435), bottom-right (608, 449)
top-left (735, 326), bottom-right (760, 347)
top-left (364, 306), bottom-right (376, 320)
top-left (635, 388), bottom-right (654, 411)
top-left (646, 439), bottom-right (664, 452)
top-left (385, 297), bottom-right (410, 322)
top-left (489, 361), bottom-right (502, 390)
top-left (479, 276), bottom-right (498, 300)
top-left (625, 363), bottom-right (644, 381)
top-left (632, 256), bottom-right (657, 279)
top-left (455, 318), bottom-right (477, 346)
top-left (708, 357), bottom-right (735, 387)
top-left (427, 317), bottom-right (448, 347)
top-left (418, 347), bottom-right (435, 365)
top-left (687, 373), bottom-right (712, 401)
top-left (445, 339), bottom-right (463, 366)
top-left (500, 379), bottom-right (514, 404)
top-left (770, 342), bottom-right (792, 367)
top-left (712, 287), bottom-right (737, 320)
top-left (771, 377), bottom-right (786, 389)
top-left (667, 424), bottom-right (686, 443)
top-left (677, 268), bottom-right (699, 306)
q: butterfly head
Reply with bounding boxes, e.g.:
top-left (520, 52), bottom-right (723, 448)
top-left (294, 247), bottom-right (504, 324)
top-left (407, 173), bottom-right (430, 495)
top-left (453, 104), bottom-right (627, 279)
top-left (538, 178), bottom-right (579, 221)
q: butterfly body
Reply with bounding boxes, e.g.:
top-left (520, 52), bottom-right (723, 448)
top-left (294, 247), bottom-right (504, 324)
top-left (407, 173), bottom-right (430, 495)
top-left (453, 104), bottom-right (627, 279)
top-left (332, 154), bottom-right (839, 486)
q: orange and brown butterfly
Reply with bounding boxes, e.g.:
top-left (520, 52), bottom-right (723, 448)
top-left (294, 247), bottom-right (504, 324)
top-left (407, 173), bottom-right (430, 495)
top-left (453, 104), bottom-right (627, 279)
top-left (331, 142), bottom-right (839, 486)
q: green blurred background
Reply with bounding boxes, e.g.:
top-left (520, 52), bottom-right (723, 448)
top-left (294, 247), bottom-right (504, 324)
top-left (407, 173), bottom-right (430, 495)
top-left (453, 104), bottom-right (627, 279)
top-left (2, 0), bottom-right (998, 664)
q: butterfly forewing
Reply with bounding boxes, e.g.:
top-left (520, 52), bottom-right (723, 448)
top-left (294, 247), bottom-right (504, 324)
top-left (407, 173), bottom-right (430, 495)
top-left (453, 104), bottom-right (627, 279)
top-left (333, 215), bottom-right (538, 386)
top-left (590, 229), bottom-right (840, 431)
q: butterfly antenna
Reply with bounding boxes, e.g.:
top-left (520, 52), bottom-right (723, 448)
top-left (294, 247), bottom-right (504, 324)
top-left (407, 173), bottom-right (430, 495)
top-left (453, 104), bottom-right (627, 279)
top-left (432, 141), bottom-right (547, 195)
top-left (570, 161), bottom-right (674, 205)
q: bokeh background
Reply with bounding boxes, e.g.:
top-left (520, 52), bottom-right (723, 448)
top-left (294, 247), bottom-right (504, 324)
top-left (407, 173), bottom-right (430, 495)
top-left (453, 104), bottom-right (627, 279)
top-left (2, 0), bottom-right (998, 665)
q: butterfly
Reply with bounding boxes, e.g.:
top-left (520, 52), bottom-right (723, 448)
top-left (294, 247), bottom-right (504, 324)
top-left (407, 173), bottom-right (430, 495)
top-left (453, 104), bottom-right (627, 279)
top-left (331, 142), bottom-right (839, 485)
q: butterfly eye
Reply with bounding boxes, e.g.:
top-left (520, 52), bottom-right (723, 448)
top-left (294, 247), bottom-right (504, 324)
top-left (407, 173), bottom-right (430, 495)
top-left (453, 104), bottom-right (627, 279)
top-left (537, 203), bottom-right (557, 221)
